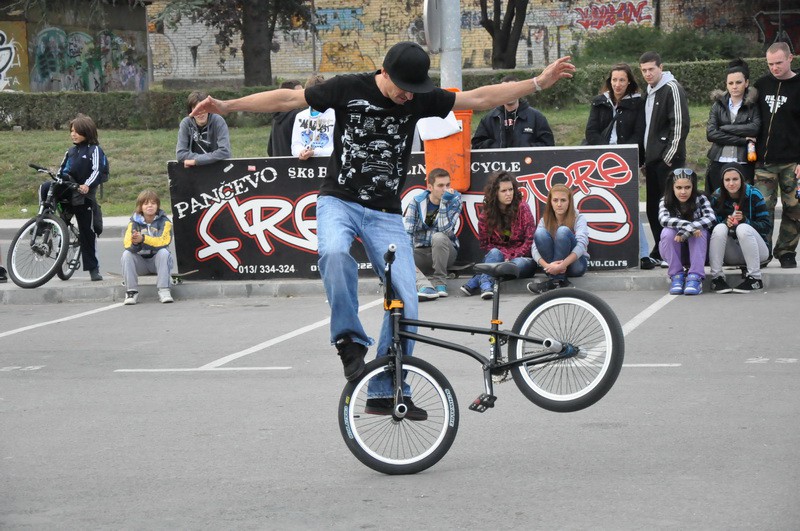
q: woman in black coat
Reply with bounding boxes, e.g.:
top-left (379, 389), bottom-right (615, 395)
top-left (705, 59), bottom-right (761, 193)
top-left (584, 63), bottom-right (656, 268)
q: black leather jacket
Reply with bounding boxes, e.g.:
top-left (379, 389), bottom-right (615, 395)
top-left (706, 88), bottom-right (761, 163)
top-left (471, 99), bottom-right (554, 149)
top-left (585, 92), bottom-right (645, 163)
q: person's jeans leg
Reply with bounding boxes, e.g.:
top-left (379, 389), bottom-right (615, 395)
top-left (153, 248), bottom-right (174, 289)
top-left (735, 223), bottom-right (769, 278)
top-left (316, 196), bottom-right (372, 349)
top-left (358, 207), bottom-right (418, 398)
top-left (708, 224), bottom-right (728, 278)
top-left (685, 229), bottom-right (708, 278)
top-left (430, 232), bottom-right (456, 286)
top-left (510, 257), bottom-right (536, 278)
top-left (659, 227), bottom-right (685, 277)
top-left (638, 217), bottom-right (650, 258)
top-left (549, 226), bottom-right (576, 281)
top-left (479, 248), bottom-right (504, 287)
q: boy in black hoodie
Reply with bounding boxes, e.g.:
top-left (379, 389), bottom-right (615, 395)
top-left (754, 41), bottom-right (800, 268)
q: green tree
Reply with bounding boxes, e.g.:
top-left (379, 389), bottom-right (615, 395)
top-left (479, 0), bottom-right (529, 69)
top-left (157, 0), bottom-right (311, 87)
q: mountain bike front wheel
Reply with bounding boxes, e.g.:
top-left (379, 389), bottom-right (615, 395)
top-left (7, 214), bottom-right (69, 289)
top-left (339, 355), bottom-right (459, 475)
top-left (509, 288), bottom-right (624, 413)
top-left (56, 222), bottom-right (81, 281)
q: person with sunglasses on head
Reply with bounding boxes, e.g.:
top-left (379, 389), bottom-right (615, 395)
top-left (658, 168), bottom-right (715, 295)
top-left (188, 42), bottom-right (575, 421)
top-left (708, 164), bottom-right (771, 293)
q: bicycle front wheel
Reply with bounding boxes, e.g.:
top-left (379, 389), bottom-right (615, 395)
top-left (509, 289), bottom-right (624, 412)
top-left (339, 356), bottom-right (459, 475)
top-left (56, 221), bottom-right (81, 281)
top-left (7, 214), bottom-right (69, 289)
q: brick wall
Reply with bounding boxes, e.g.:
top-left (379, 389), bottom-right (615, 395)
top-left (148, 0), bottom-right (768, 84)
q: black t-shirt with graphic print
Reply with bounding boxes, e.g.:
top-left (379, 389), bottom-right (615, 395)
top-left (305, 71), bottom-right (456, 214)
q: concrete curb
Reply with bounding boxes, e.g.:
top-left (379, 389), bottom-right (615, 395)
top-left (2, 266), bottom-right (798, 305)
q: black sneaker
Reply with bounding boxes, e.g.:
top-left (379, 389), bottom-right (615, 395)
top-left (89, 268), bottom-right (103, 281)
top-left (0, 265), bottom-right (6, 283)
top-left (556, 279), bottom-right (573, 289)
top-left (710, 276), bottom-right (733, 294)
top-left (527, 279), bottom-right (558, 294)
top-left (733, 275), bottom-right (763, 293)
top-left (460, 283), bottom-right (480, 296)
top-left (335, 337), bottom-right (367, 381)
top-left (364, 397), bottom-right (428, 421)
top-left (640, 256), bottom-right (660, 270)
top-left (778, 252), bottom-right (797, 269)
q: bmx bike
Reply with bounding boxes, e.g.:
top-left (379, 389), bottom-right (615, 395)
top-left (338, 244), bottom-right (624, 475)
top-left (6, 164), bottom-right (82, 288)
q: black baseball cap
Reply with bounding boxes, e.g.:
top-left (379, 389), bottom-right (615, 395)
top-left (382, 42), bottom-right (435, 93)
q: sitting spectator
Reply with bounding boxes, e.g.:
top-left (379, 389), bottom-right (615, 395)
top-left (658, 168), bottom-right (715, 296)
top-left (121, 190), bottom-right (174, 305)
top-left (461, 171), bottom-right (535, 300)
top-left (527, 184), bottom-right (589, 294)
top-left (705, 59), bottom-right (760, 192)
top-left (291, 74), bottom-right (335, 160)
top-left (708, 164), bottom-right (771, 293)
top-left (176, 90), bottom-right (231, 168)
top-left (471, 75), bottom-right (555, 149)
top-left (403, 168), bottom-right (462, 300)
top-left (268, 79), bottom-right (303, 157)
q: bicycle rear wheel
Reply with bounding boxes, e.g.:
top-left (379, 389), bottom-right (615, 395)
top-left (509, 289), bottom-right (624, 412)
top-left (7, 214), bottom-right (69, 289)
top-left (56, 221), bottom-right (81, 281)
top-left (339, 355), bottom-right (459, 475)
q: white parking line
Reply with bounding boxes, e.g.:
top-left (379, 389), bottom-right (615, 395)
top-left (622, 293), bottom-right (676, 336)
top-left (0, 303), bottom-right (124, 339)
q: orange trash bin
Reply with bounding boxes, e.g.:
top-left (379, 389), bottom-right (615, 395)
top-left (423, 89), bottom-right (472, 192)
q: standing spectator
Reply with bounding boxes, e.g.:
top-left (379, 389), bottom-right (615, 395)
top-left (48, 113), bottom-right (108, 282)
top-left (658, 168), bottom-right (715, 296)
top-left (176, 90), bottom-right (231, 168)
top-left (291, 74), bottom-right (336, 160)
top-left (461, 171), bottom-right (536, 300)
top-left (527, 184), bottom-right (590, 294)
top-left (404, 168), bottom-right (462, 300)
top-left (753, 41), bottom-right (800, 269)
top-left (268, 79), bottom-right (303, 157)
top-left (640, 51), bottom-right (690, 263)
top-left (121, 190), bottom-right (174, 305)
top-left (190, 42), bottom-right (575, 394)
top-left (708, 164), bottom-right (771, 294)
top-left (584, 63), bottom-right (658, 269)
top-left (471, 75), bottom-right (555, 148)
top-left (705, 58), bottom-right (760, 193)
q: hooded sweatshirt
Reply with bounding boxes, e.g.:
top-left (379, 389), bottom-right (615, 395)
top-left (643, 71), bottom-right (690, 165)
top-left (754, 69), bottom-right (800, 164)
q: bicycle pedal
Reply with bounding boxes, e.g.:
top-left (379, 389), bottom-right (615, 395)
top-left (469, 393), bottom-right (497, 412)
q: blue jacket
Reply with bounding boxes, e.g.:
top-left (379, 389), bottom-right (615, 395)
top-left (58, 142), bottom-right (108, 189)
top-left (710, 184), bottom-right (771, 245)
top-left (403, 190), bottom-right (462, 249)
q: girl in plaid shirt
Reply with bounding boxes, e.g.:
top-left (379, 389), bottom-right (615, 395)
top-left (658, 168), bottom-right (716, 295)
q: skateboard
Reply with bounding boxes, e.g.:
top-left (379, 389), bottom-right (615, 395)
top-left (171, 269), bottom-right (199, 285)
top-left (447, 262), bottom-right (475, 279)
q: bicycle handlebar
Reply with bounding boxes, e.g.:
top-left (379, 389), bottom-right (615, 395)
top-left (29, 163), bottom-right (78, 187)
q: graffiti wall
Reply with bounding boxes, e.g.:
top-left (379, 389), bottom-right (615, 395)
top-left (147, 0), bottom-right (780, 83)
top-left (0, 21), bottom-right (30, 92)
top-left (1, 2), bottom-right (149, 93)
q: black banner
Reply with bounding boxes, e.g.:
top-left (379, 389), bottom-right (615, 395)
top-left (168, 145), bottom-right (639, 280)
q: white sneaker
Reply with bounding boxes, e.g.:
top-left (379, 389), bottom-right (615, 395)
top-left (158, 288), bottom-right (174, 303)
top-left (124, 291), bottom-right (138, 305)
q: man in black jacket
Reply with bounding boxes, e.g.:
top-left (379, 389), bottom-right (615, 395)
top-left (471, 75), bottom-right (555, 149)
top-left (640, 51), bottom-right (690, 262)
top-left (754, 41), bottom-right (800, 268)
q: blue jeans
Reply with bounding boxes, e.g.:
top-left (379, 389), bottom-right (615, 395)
top-left (465, 248), bottom-right (536, 289)
top-left (316, 196), bottom-right (417, 398)
top-left (534, 226), bottom-right (588, 281)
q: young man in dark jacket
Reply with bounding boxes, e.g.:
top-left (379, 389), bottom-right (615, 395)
top-left (754, 41), bottom-right (800, 268)
top-left (640, 51), bottom-right (690, 262)
top-left (471, 76), bottom-right (555, 149)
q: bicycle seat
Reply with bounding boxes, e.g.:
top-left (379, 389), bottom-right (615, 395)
top-left (473, 261), bottom-right (520, 281)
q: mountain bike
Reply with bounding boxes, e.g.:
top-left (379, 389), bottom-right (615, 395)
top-left (338, 244), bottom-right (624, 475)
top-left (6, 164), bottom-right (82, 288)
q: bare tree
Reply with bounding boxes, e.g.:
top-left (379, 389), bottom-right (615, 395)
top-left (479, 0), bottom-right (530, 69)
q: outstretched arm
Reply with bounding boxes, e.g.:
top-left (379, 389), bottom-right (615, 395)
top-left (453, 56), bottom-right (575, 111)
top-left (191, 88), bottom-right (309, 117)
